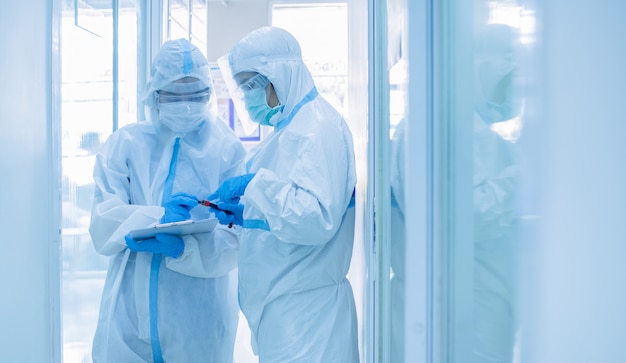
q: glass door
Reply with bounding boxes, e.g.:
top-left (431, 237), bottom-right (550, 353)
top-left (60, 0), bottom-right (144, 360)
top-left (469, 2), bottom-right (534, 362)
top-left (61, 0), bottom-right (216, 359)
top-left (379, 1), bottom-right (535, 362)
top-left (386, 1), bottom-right (408, 361)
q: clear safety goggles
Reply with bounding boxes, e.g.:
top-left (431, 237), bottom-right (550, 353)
top-left (234, 74), bottom-right (270, 99)
top-left (155, 87), bottom-right (211, 104)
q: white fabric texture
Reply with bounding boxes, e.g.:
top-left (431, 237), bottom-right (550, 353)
top-left (89, 38), bottom-right (247, 362)
top-left (226, 26), bottom-right (360, 362)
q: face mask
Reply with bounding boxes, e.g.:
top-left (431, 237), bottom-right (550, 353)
top-left (243, 88), bottom-right (280, 126)
top-left (475, 73), bottom-right (520, 124)
top-left (158, 102), bottom-right (207, 133)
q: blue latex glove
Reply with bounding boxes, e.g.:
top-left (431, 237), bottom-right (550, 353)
top-left (161, 192), bottom-right (198, 223)
top-left (210, 202), bottom-right (244, 227)
top-left (207, 174), bottom-right (255, 203)
top-left (124, 233), bottom-right (184, 258)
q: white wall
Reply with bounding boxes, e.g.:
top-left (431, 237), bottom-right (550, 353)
top-left (521, 2), bottom-right (626, 362)
top-left (207, 1), bottom-right (270, 61)
top-left (0, 2), bottom-right (61, 362)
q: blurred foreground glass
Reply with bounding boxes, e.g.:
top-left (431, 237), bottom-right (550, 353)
top-left (470, 1), bottom-right (534, 362)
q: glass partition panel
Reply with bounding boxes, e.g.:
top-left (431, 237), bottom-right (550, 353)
top-left (164, 0), bottom-right (208, 54)
top-left (469, 1), bottom-right (534, 362)
top-left (272, 3), bottom-right (348, 118)
top-left (60, 1), bottom-right (142, 361)
top-left (393, 1), bottom-right (536, 362)
top-left (167, 0), bottom-right (192, 41)
top-left (387, 0), bottom-right (408, 358)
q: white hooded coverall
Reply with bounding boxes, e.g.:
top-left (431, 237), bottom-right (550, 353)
top-left (224, 27), bottom-right (360, 362)
top-left (89, 39), bottom-right (246, 362)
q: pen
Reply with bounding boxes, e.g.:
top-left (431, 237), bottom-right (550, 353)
top-left (198, 200), bottom-right (233, 214)
top-left (198, 200), bottom-right (234, 228)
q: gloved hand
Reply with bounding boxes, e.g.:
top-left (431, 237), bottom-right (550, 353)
top-left (124, 233), bottom-right (185, 258)
top-left (161, 192), bottom-right (198, 223)
top-left (207, 174), bottom-right (255, 203)
top-left (209, 202), bottom-right (244, 227)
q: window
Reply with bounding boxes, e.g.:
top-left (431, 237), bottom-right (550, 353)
top-left (164, 0), bottom-right (208, 53)
top-left (60, 0), bottom-right (143, 360)
top-left (271, 3), bottom-right (348, 119)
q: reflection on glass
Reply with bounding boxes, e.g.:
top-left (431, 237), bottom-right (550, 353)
top-left (472, 22), bottom-right (524, 362)
top-left (390, 117), bottom-right (407, 363)
top-left (387, 0), bottom-right (407, 361)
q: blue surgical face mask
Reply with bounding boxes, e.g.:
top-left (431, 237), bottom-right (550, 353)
top-left (243, 88), bottom-right (280, 126)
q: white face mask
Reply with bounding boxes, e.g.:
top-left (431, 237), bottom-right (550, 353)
top-left (158, 102), bottom-right (207, 134)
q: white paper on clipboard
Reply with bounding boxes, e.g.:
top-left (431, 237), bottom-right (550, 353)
top-left (129, 218), bottom-right (218, 240)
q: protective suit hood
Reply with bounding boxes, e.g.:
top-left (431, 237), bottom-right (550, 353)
top-left (474, 24), bottom-right (524, 124)
top-left (227, 26), bottom-right (316, 126)
top-left (143, 38), bottom-right (217, 133)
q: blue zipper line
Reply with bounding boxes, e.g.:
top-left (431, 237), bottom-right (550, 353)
top-left (150, 137), bottom-right (181, 362)
top-left (149, 254), bottom-right (163, 363)
top-left (274, 87), bottom-right (318, 132)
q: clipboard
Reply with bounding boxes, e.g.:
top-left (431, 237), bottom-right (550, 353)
top-left (129, 218), bottom-right (218, 240)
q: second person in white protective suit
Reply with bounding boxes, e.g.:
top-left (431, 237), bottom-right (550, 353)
top-left (89, 38), bottom-right (247, 362)
top-left (211, 26), bottom-right (360, 362)
top-left (472, 23), bottom-right (523, 363)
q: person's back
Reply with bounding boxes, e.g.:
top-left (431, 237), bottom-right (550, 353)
top-left (89, 38), bottom-right (246, 362)
top-left (472, 24), bottom-right (523, 363)
top-left (215, 26), bottom-right (359, 362)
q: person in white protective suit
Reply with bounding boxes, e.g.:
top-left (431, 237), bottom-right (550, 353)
top-left (472, 23), bottom-right (523, 363)
top-left (89, 38), bottom-right (247, 363)
top-left (211, 26), bottom-right (360, 362)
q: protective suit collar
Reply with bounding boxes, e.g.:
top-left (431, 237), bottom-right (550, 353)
top-left (275, 87), bottom-right (318, 131)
